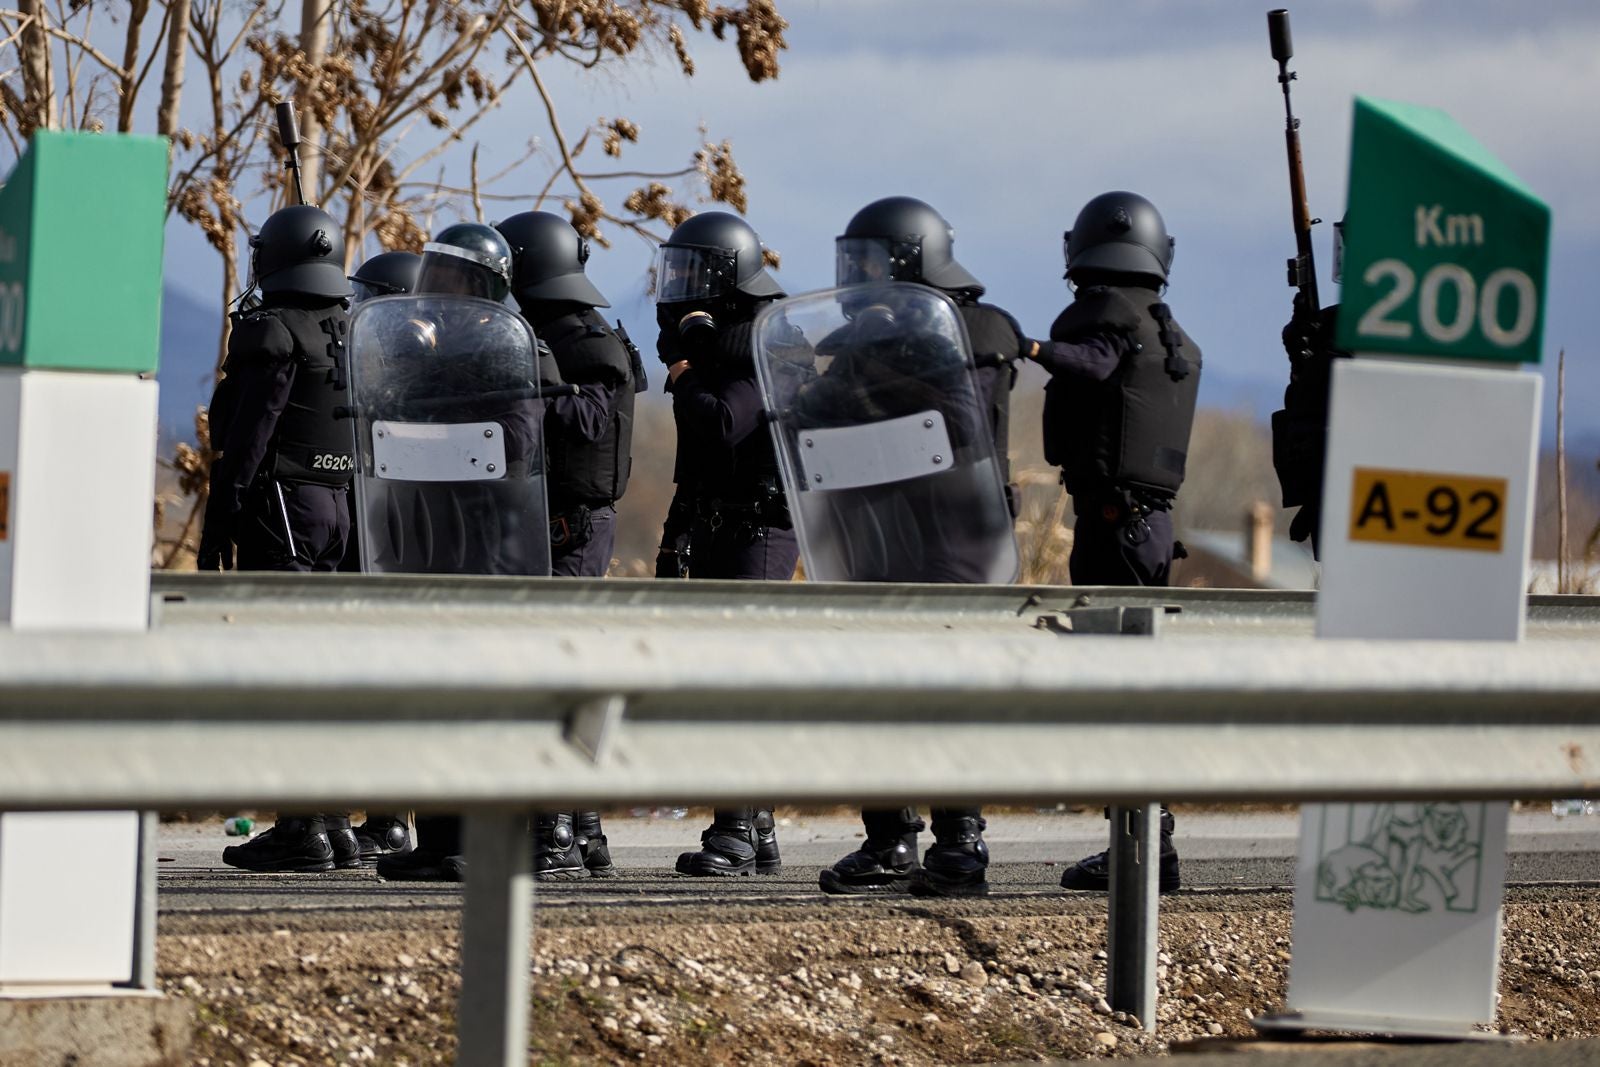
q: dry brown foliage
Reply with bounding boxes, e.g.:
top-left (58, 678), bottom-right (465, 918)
top-left (0, 0), bottom-right (789, 566)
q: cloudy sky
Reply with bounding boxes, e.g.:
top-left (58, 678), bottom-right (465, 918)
top-left (160, 0), bottom-right (1600, 442)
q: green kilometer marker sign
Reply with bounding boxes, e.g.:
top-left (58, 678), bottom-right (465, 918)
top-left (1336, 96), bottom-right (1550, 365)
top-left (0, 131), bottom-right (168, 374)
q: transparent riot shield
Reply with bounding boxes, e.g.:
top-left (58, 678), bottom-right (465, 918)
top-left (754, 282), bottom-right (1019, 584)
top-left (348, 294), bottom-right (550, 576)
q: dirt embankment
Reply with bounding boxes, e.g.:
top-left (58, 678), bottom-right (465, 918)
top-left (162, 890), bottom-right (1600, 1065)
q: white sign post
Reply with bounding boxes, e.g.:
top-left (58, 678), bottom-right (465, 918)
top-left (1256, 96), bottom-right (1550, 1041)
top-left (1316, 358), bottom-right (1540, 642)
top-left (0, 133), bottom-right (167, 1007)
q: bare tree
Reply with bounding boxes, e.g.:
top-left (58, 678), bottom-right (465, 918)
top-left (156, 0), bottom-right (188, 136)
top-left (0, 0), bottom-right (792, 567)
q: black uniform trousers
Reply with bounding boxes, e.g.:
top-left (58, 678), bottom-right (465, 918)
top-left (236, 480), bottom-right (351, 572)
top-left (1068, 508), bottom-right (1174, 587)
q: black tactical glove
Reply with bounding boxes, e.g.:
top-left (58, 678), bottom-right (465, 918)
top-left (1281, 292), bottom-right (1322, 362)
top-left (656, 325), bottom-right (687, 368)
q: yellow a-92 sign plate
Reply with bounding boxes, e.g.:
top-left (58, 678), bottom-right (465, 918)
top-left (1348, 467), bottom-right (1507, 553)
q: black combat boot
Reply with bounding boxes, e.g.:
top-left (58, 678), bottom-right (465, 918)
top-left (223, 815), bottom-right (337, 873)
top-left (574, 811), bottom-right (616, 878)
top-left (376, 814), bottom-right (465, 882)
top-left (534, 812), bottom-right (586, 881)
top-left (753, 808), bottom-right (781, 875)
top-left (376, 848), bottom-right (466, 882)
top-left (820, 808), bottom-right (923, 895)
top-left (323, 813), bottom-right (363, 870)
top-left (676, 808), bottom-right (759, 876)
top-left (1059, 806), bottom-right (1180, 893)
top-left (353, 814), bottom-right (412, 861)
top-left (907, 809), bottom-right (990, 897)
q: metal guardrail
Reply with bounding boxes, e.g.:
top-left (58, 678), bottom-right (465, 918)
top-left (2, 575), bottom-right (1599, 809)
top-left (3, 574), bottom-right (1600, 1064)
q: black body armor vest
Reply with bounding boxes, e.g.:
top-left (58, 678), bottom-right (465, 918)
top-left (679, 320), bottom-right (783, 502)
top-left (228, 303), bottom-right (353, 487)
top-left (1042, 285), bottom-right (1201, 502)
top-left (957, 301), bottom-right (1024, 476)
top-left (540, 306), bottom-right (641, 507)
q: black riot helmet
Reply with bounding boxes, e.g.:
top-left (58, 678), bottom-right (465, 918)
top-left (416, 222), bottom-right (513, 302)
top-left (495, 211), bottom-right (610, 308)
top-left (836, 196), bottom-right (983, 294)
top-left (656, 211), bottom-right (783, 305)
top-left (349, 251), bottom-right (422, 303)
top-left (1064, 191), bottom-right (1175, 284)
top-left (250, 204), bottom-right (351, 299)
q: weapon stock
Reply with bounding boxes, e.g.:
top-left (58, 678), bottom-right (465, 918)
top-left (1267, 8), bottom-right (1320, 315)
top-left (275, 101), bottom-right (307, 207)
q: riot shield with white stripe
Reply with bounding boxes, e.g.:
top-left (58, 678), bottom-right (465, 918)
top-left (348, 294), bottom-right (550, 575)
top-left (754, 282), bottom-right (1018, 583)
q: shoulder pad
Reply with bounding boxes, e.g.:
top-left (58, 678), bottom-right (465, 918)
top-left (973, 301), bottom-right (1026, 339)
top-left (1050, 286), bottom-right (1144, 340)
top-left (225, 310), bottom-right (296, 365)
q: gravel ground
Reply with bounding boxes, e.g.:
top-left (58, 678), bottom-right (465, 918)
top-left (158, 886), bottom-right (1600, 1065)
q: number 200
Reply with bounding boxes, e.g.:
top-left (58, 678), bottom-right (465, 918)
top-left (1358, 259), bottom-right (1537, 349)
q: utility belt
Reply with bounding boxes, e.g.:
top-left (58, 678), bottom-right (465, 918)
top-left (1070, 480), bottom-right (1173, 523)
top-left (270, 443), bottom-right (355, 488)
top-left (1071, 481), bottom-right (1187, 559)
top-left (690, 484), bottom-right (791, 533)
top-left (548, 499), bottom-right (614, 554)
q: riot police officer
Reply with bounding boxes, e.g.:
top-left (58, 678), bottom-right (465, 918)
top-left (817, 196), bottom-right (1026, 898)
top-left (204, 204), bottom-right (364, 872)
top-left (1022, 191), bottom-right (1201, 894)
top-left (1273, 217), bottom-right (1348, 557)
top-left (329, 250), bottom-right (423, 861)
top-left (371, 223), bottom-right (541, 883)
top-left (655, 211), bottom-right (790, 877)
top-left (201, 204), bottom-right (355, 574)
top-left (339, 250), bottom-right (421, 580)
top-left (495, 209), bottom-right (646, 881)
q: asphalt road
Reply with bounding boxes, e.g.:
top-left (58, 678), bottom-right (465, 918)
top-left (157, 808), bottom-right (1600, 919)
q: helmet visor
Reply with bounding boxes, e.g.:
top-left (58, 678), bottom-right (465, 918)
top-left (656, 246), bottom-right (737, 304)
top-left (351, 278), bottom-right (405, 304)
top-left (835, 237), bottom-right (921, 286)
top-left (417, 243), bottom-right (510, 302)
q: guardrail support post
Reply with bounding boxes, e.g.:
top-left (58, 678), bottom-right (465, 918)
top-left (458, 809), bottom-right (533, 1067)
top-left (1107, 803), bottom-right (1158, 1032)
top-left (128, 811), bottom-right (158, 989)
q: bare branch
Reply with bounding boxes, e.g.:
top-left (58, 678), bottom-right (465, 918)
top-left (156, 0), bottom-right (189, 136)
top-left (18, 0), bottom-right (56, 132)
top-left (117, 0), bottom-right (150, 131)
top-left (468, 140), bottom-right (482, 222)
top-left (581, 166), bottom-right (697, 182)
top-left (40, 22), bottom-right (126, 82)
top-left (128, 0), bottom-right (171, 108)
